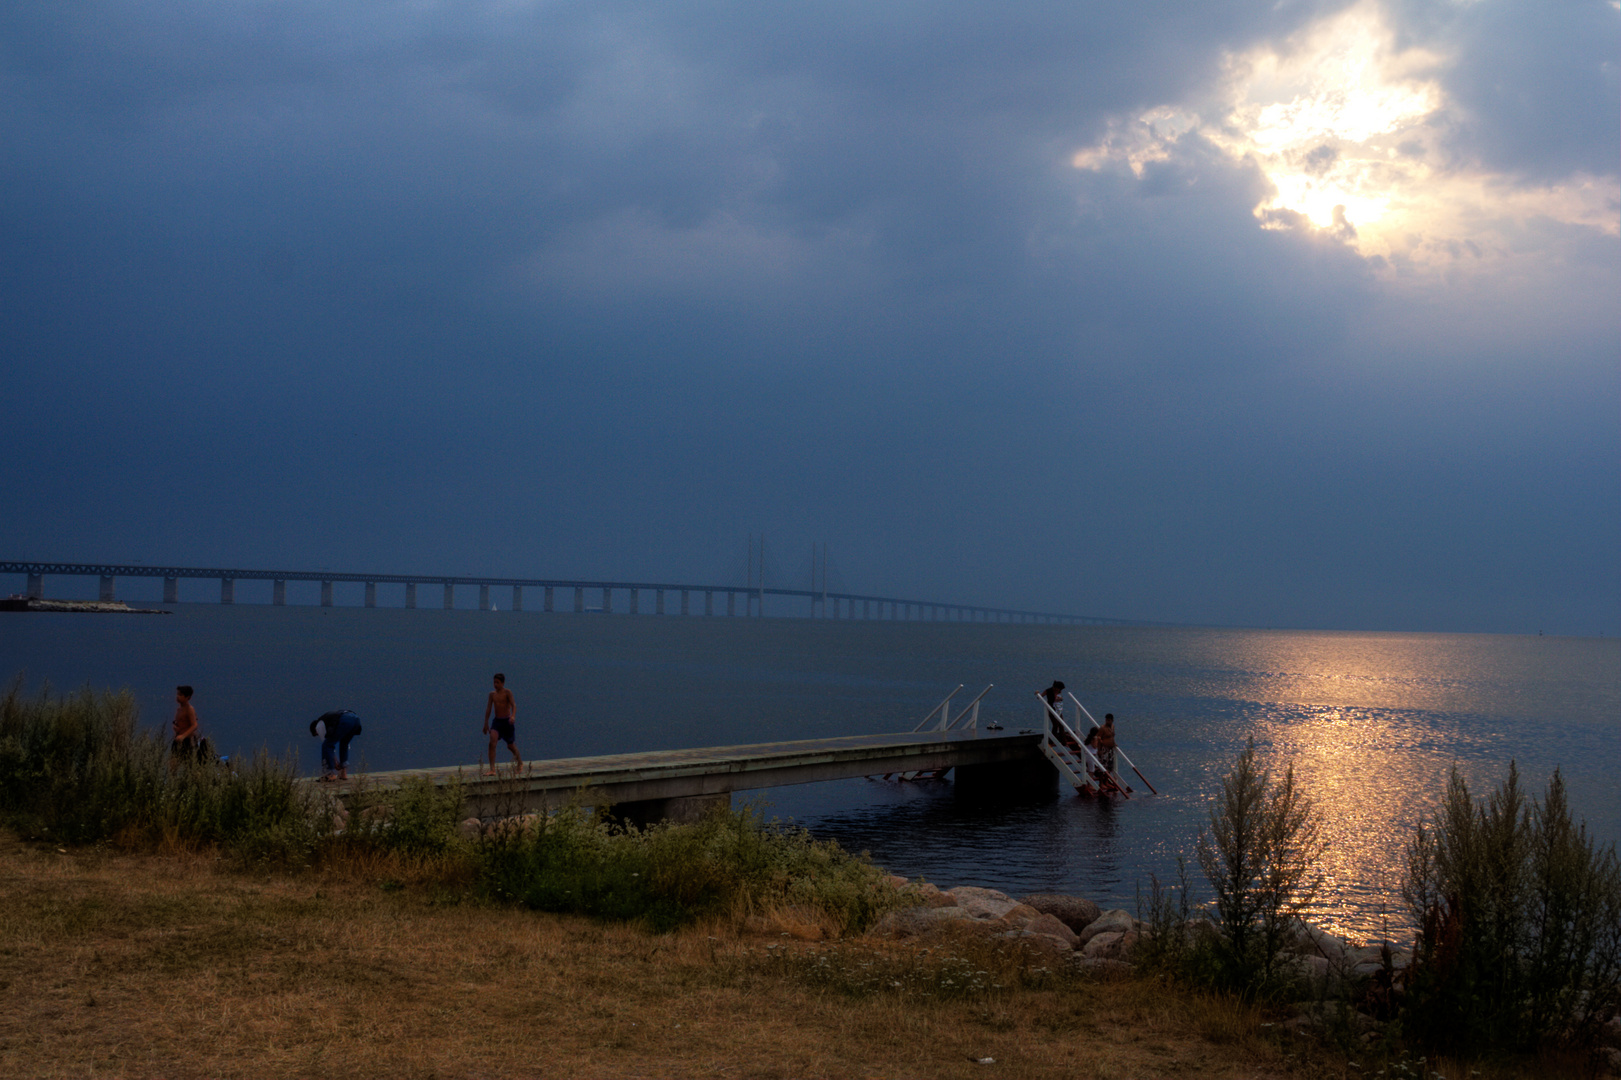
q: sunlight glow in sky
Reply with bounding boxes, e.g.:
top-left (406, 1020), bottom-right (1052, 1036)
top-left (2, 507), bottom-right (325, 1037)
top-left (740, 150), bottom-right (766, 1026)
top-left (1073, 1), bottom-right (1620, 266)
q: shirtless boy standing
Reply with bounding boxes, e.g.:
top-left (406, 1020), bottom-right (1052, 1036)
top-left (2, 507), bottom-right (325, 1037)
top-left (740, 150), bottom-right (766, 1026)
top-left (171, 686), bottom-right (199, 766)
top-left (483, 674), bottom-right (522, 774)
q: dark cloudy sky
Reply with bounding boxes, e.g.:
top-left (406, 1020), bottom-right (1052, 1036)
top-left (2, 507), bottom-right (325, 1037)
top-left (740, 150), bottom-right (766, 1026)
top-left (2, 0), bottom-right (1616, 634)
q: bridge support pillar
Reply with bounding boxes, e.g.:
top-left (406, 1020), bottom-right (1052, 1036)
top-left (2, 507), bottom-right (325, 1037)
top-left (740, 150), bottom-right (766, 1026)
top-left (602, 587), bottom-right (612, 614)
top-left (164, 577), bottom-right (178, 604)
top-left (705, 590), bottom-right (713, 615)
top-left (479, 584), bottom-right (491, 611)
top-left (26, 573), bottom-right (43, 599)
top-left (99, 575), bottom-right (115, 602)
top-left (680, 590), bottom-right (689, 615)
top-left (573, 587), bottom-right (584, 613)
top-left (321, 581), bottom-right (334, 607)
top-left (404, 582), bottom-right (416, 609)
top-left (512, 586), bottom-right (523, 612)
top-left (364, 582), bottom-right (376, 608)
top-left (443, 583), bottom-right (454, 609)
top-left (221, 578), bottom-right (235, 604)
top-left (629, 588), bottom-right (639, 615)
top-left (726, 591), bottom-right (735, 616)
top-left (544, 586), bottom-right (554, 612)
top-left (655, 589), bottom-right (664, 615)
top-left (272, 579), bottom-right (286, 606)
top-left (611, 792), bottom-right (730, 829)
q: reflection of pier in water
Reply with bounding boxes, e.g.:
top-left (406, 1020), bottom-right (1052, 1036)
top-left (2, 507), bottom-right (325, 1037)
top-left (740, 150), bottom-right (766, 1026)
top-left (0, 559), bottom-right (1143, 625)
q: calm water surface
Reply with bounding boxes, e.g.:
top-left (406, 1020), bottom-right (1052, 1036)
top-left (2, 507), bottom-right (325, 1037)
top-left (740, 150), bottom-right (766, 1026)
top-left (4, 605), bottom-right (1616, 941)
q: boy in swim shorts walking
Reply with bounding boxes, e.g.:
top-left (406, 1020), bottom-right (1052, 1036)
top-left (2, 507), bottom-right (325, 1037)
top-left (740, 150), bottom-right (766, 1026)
top-left (483, 673), bottom-right (522, 774)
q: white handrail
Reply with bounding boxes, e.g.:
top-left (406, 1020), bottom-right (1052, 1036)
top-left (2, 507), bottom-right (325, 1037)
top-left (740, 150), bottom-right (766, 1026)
top-left (1036, 693), bottom-right (1122, 794)
top-left (1065, 690), bottom-right (1151, 792)
top-left (941, 684), bottom-right (993, 732)
top-left (911, 685), bottom-right (964, 732)
top-left (1037, 690), bottom-right (1128, 791)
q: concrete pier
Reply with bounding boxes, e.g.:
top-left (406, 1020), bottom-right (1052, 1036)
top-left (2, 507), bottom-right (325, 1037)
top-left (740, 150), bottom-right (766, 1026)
top-left (602, 587), bottom-right (612, 613)
top-left (164, 577), bottom-right (178, 604)
top-left (404, 582), bottom-right (416, 608)
top-left (273, 579), bottom-right (286, 606)
top-left (321, 581), bottom-right (334, 607)
top-left (221, 578), bottom-right (235, 604)
top-left (364, 582), bottom-right (376, 608)
top-left (27, 573), bottom-right (43, 599)
top-left (656, 589), bottom-right (665, 615)
top-left (443, 583), bottom-right (454, 609)
top-left (545, 586), bottom-right (555, 612)
top-left (331, 731), bottom-right (1045, 821)
top-left (479, 584), bottom-right (490, 611)
top-left (629, 587), bottom-right (639, 615)
top-left (99, 575), bottom-right (115, 602)
top-left (512, 585), bottom-right (523, 612)
top-left (574, 587), bottom-right (584, 613)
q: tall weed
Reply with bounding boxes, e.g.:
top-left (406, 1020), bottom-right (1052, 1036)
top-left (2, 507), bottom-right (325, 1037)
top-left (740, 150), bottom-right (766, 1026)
top-left (1402, 764), bottom-right (1621, 1054)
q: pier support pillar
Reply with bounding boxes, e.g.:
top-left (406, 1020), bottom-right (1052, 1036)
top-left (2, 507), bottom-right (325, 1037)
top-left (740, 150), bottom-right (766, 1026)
top-left (955, 753), bottom-right (1058, 801)
top-left (629, 588), bottom-right (639, 615)
top-left (681, 590), bottom-right (690, 615)
top-left (611, 792), bottom-right (730, 829)
top-left (573, 587), bottom-right (584, 613)
top-left (221, 578), bottom-right (235, 605)
top-left (512, 586), bottom-right (523, 612)
top-left (321, 581), bottom-right (334, 607)
top-left (726, 591), bottom-right (735, 616)
top-left (272, 579), bottom-right (286, 606)
top-left (443, 583), bottom-right (454, 609)
top-left (602, 587), bottom-right (612, 614)
top-left (479, 584), bottom-right (491, 611)
top-left (544, 586), bottom-right (555, 612)
top-left (364, 582), bottom-right (376, 608)
top-left (99, 575), bottom-right (115, 602)
top-left (164, 577), bottom-right (178, 604)
top-left (26, 573), bottom-right (43, 599)
top-left (404, 582), bottom-right (416, 609)
top-left (655, 589), bottom-right (664, 615)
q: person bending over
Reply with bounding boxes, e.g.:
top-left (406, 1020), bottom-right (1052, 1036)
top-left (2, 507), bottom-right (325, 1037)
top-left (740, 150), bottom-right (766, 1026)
top-left (312, 710), bottom-right (363, 781)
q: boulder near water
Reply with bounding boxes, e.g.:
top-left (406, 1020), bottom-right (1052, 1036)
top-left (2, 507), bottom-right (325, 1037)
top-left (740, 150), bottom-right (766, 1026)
top-left (1020, 893), bottom-right (1102, 934)
top-left (1077, 908), bottom-right (1136, 944)
top-left (946, 886), bottom-right (1024, 921)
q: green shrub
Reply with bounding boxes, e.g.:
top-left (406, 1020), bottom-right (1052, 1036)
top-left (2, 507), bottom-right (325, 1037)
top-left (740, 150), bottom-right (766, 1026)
top-left (344, 776), bottom-right (467, 856)
top-left (1402, 764), bottom-right (1621, 1054)
top-left (0, 680), bottom-right (329, 862)
top-left (480, 803), bottom-right (899, 933)
top-left (1195, 738), bottom-right (1325, 995)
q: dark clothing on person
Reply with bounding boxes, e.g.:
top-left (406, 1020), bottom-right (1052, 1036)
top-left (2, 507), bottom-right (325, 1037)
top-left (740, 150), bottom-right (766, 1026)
top-left (317, 710), bottom-right (363, 774)
top-left (490, 716), bottom-right (516, 746)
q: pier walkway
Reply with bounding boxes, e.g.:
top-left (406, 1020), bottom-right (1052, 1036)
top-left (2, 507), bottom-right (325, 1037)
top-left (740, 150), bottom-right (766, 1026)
top-left (332, 730), bottom-right (1047, 821)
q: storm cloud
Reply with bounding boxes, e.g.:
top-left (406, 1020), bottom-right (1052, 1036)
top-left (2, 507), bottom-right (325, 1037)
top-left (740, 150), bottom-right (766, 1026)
top-left (2, 0), bottom-right (1616, 633)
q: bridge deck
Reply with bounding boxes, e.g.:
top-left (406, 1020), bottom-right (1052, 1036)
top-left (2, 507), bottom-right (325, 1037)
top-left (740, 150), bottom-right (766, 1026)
top-left (331, 730), bottom-right (1043, 817)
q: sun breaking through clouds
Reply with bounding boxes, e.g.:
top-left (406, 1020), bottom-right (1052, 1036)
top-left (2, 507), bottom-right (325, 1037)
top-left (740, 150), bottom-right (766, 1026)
top-left (1073, 1), bottom-right (1619, 267)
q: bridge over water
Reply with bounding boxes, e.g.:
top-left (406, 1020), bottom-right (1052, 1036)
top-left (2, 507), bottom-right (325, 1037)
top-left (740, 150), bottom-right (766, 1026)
top-left (1, 559), bottom-right (1142, 625)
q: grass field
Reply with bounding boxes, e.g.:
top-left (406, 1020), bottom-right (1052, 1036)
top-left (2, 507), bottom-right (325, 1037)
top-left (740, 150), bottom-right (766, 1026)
top-left (1, 834), bottom-right (1584, 1080)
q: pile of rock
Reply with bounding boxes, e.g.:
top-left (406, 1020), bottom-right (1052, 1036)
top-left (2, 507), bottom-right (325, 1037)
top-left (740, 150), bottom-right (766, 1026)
top-left (868, 880), bottom-right (1145, 972)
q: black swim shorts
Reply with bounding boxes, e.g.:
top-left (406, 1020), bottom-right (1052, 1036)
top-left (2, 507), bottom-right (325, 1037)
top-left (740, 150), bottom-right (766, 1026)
top-left (490, 717), bottom-right (516, 745)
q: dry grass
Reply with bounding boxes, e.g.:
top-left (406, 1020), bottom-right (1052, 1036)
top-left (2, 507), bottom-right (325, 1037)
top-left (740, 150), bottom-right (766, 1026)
top-left (0, 835), bottom-right (1586, 1080)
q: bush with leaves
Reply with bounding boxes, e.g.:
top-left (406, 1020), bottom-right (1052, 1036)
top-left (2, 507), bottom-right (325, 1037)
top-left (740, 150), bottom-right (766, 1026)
top-left (1402, 763), bottom-right (1621, 1055)
top-left (1195, 738), bottom-right (1326, 994)
top-left (480, 803), bottom-right (901, 933)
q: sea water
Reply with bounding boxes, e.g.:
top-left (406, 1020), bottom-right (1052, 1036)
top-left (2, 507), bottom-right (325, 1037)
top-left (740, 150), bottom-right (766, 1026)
top-left (4, 604), bottom-right (1616, 940)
